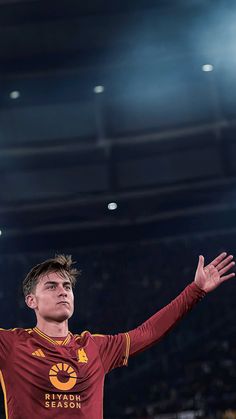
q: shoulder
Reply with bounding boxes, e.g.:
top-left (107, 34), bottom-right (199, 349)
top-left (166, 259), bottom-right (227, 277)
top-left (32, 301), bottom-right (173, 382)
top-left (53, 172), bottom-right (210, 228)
top-left (0, 327), bottom-right (33, 338)
top-left (0, 327), bottom-right (32, 346)
top-left (74, 330), bottom-right (106, 344)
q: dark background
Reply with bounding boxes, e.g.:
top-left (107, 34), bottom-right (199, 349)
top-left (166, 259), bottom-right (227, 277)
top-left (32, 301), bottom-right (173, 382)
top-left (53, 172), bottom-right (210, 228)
top-left (0, 0), bottom-right (235, 417)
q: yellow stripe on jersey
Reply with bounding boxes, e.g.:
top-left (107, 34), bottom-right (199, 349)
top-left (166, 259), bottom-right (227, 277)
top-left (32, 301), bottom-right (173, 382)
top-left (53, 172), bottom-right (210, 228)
top-left (33, 327), bottom-right (71, 346)
top-left (63, 334), bottom-right (71, 345)
top-left (0, 327), bottom-right (34, 334)
top-left (92, 334), bottom-right (105, 337)
top-left (0, 328), bottom-right (19, 332)
top-left (91, 331), bottom-right (130, 365)
top-left (123, 333), bottom-right (130, 366)
top-left (0, 328), bottom-right (33, 335)
top-left (0, 370), bottom-right (8, 419)
top-left (25, 329), bottom-right (33, 334)
top-left (34, 327), bottom-right (57, 345)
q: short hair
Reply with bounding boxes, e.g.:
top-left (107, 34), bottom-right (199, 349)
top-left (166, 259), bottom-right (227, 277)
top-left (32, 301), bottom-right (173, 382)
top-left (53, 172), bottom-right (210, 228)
top-left (23, 254), bottom-right (81, 297)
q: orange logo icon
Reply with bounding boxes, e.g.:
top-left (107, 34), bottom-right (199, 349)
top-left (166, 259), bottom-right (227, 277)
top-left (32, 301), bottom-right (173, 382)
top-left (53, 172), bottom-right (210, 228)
top-left (49, 363), bottom-right (77, 391)
top-left (77, 348), bottom-right (88, 363)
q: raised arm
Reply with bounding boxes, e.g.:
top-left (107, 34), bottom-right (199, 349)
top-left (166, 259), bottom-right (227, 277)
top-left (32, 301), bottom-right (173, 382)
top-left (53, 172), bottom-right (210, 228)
top-left (127, 252), bottom-right (235, 357)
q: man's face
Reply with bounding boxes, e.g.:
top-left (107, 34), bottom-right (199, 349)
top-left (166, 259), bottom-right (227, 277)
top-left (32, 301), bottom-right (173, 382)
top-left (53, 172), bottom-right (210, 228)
top-left (28, 271), bottom-right (74, 323)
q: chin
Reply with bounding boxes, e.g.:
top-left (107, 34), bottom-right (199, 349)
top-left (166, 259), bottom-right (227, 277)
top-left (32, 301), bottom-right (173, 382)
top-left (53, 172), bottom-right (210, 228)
top-left (55, 314), bottom-right (70, 322)
top-left (44, 308), bottom-right (73, 323)
top-left (55, 307), bottom-right (74, 322)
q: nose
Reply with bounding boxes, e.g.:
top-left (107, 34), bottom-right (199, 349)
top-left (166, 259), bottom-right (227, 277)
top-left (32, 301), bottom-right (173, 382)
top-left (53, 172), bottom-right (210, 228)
top-left (58, 285), bottom-right (67, 297)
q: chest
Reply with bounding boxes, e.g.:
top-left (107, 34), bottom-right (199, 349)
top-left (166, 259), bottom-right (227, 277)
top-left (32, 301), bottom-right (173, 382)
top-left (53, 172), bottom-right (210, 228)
top-left (9, 338), bottom-right (103, 393)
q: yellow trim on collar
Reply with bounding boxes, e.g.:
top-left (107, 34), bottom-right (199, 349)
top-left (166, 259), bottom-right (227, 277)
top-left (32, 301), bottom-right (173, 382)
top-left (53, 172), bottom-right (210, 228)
top-left (33, 327), bottom-right (71, 346)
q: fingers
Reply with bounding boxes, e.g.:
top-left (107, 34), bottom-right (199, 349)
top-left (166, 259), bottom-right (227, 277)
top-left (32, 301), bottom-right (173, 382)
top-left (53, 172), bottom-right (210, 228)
top-left (220, 272), bottom-right (235, 283)
top-left (208, 252), bottom-right (227, 268)
top-left (206, 252), bottom-right (234, 271)
top-left (216, 254), bottom-right (234, 271)
top-left (219, 260), bottom-right (235, 276)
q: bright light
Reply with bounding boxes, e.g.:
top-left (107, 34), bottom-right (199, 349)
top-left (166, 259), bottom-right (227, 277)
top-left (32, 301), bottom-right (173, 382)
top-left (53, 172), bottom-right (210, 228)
top-left (9, 91), bottom-right (20, 99)
top-left (202, 64), bottom-right (214, 72)
top-left (108, 202), bottom-right (117, 211)
top-left (94, 85), bottom-right (104, 94)
top-left (0, 230), bottom-right (2, 236)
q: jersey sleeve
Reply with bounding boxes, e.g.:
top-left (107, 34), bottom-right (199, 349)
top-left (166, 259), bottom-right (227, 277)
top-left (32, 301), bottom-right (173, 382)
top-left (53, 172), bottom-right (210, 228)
top-left (92, 332), bottom-right (130, 374)
top-left (127, 282), bottom-right (205, 357)
top-left (0, 329), bottom-right (14, 367)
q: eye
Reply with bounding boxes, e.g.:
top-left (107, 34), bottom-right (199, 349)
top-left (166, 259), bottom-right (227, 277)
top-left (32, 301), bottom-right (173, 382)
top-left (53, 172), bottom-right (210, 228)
top-left (65, 285), bottom-right (72, 290)
top-left (47, 284), bottom-right (55, 289)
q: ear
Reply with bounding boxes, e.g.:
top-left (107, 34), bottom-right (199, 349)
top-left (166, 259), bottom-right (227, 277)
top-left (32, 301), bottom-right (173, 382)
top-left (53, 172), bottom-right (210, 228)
top-left (25, 294), bottom-right (37, 310)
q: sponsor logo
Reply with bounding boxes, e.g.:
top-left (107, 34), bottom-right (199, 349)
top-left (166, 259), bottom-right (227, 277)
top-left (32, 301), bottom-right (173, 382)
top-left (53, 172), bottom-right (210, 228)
top-left (45, 393), bottom-right (81, 409)
top-left (49, 363), bottom-right (77, 391)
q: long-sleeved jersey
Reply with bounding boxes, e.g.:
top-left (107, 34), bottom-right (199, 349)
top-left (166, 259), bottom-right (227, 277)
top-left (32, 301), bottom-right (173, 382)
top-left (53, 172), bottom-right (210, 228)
top-left (0, 282), bottom-right (205, 418)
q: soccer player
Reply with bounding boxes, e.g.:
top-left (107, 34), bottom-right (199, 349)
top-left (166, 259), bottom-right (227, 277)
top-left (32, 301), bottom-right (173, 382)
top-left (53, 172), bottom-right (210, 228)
top-left (0, 252), bottom-right (234, 418)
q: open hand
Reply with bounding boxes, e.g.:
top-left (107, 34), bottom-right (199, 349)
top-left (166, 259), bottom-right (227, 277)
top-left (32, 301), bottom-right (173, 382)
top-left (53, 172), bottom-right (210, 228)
top-left (194, 252), bottom-right (235, 293)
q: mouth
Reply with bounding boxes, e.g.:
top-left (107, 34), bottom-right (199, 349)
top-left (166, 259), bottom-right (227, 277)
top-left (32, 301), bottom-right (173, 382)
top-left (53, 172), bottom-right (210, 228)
top-left (57, 301), bottom-right (70, 306)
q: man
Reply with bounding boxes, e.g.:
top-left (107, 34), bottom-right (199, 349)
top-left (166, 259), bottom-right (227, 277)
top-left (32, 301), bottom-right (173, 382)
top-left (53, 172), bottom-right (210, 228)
top-left (0, 251), bottom-right (234, 418)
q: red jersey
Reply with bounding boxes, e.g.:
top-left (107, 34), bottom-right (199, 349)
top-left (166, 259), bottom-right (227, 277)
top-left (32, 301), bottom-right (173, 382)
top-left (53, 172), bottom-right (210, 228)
top-left (0, 282), bottom-right (204, 418)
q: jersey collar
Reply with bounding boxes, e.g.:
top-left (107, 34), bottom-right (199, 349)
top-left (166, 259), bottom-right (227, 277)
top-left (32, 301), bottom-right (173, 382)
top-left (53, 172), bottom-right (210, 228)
top-left (33, 327), bottom-right (72, 346)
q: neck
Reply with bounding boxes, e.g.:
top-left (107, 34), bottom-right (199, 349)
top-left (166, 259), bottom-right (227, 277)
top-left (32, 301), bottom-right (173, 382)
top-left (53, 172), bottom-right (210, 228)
top-left (36, 319), bottom-right (69, 337)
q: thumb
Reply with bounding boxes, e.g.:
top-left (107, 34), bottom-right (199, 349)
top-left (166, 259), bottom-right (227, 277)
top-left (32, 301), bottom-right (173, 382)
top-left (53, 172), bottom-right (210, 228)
top-left (197, 255), bottom-right (205, 270)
